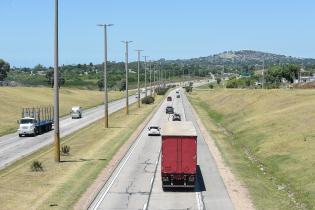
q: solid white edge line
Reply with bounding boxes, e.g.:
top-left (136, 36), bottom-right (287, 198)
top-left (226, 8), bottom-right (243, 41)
top-left (142, 203), bottom-right (148, 210)
top-left (195, 192), bottom-right (204, 210)
top-left (150, 177), bottom-right (154, 185)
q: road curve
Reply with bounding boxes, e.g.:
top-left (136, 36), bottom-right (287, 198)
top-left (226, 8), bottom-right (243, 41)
top-left (89, 89), bottom-right (234, 210)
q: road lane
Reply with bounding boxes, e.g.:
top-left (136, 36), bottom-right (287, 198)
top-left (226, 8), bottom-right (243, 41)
top-left (89, 93), bottom-right (169, 210)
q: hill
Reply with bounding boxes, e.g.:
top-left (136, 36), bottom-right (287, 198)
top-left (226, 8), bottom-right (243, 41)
top-left (163, 50), bottom-right (315, 68)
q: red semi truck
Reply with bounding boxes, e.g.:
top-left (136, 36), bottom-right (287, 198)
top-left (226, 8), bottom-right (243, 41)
top-left (161, 121), bottom-right (197, 189)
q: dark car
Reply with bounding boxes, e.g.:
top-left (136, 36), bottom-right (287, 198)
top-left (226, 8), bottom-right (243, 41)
top-left (166, 106), bottom-right (174, 114)
top-left (167, 96), bottom-right (172, 101)
top-left (172, 113), bottom-right (181, 121)
top-left (176, 94), bottom-right (180, 98)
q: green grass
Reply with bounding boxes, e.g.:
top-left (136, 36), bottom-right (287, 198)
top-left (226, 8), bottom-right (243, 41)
top-left (0, 95), bottom-right (163, 210)
top-left (0, 87), bottom-right (127, 136)
top-left (188, 89), bottom-right (315, 210)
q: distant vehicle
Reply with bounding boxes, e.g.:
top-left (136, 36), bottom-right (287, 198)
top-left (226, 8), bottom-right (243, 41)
top-left (175, 89), bottom-right (179, 94)
top-left (161, 121), bottom-right (197, 189)
top-left (166, 106), bottom-right (174, 114)
top-left (172, 113), bottom-right (181, 121)
top-left (71, 106), bottom-right (82, 119)
top-left (17, 106), bottom-right (54, 137)
top-left (176, 94), bottom-right (180, 98)
top-left (148, 126), bottom-right (161, 136)
top-left (141, 88), bottom-right (146, 94)
top-left (167, 96), bottom-right (172, 101)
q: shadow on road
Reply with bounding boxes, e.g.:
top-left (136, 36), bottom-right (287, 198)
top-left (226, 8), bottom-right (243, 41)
top-left (195, 165), bottom-right (206, 192)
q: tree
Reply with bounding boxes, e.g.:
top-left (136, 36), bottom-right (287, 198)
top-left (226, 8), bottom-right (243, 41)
top-left (33, 64), bottom-right (46, 72)
top-left (0, 59), bottom-right (10, 81)
top-left (45, 70), bottom-right (65, 87)
top-left (97, 79), bottom-right (104, 91)
top-left (281, 64), bottom-right (299, 83)
top-left (119, 79), bottom-right (126, 91)
top-left (216, 77), bottom-right (221, 85)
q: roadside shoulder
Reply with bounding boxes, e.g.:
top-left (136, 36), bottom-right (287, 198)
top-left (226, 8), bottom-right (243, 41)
top-left (188, 97), bottom-right (255, 210)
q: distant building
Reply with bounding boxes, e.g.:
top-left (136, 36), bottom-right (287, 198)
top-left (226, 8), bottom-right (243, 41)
top-left (37, 71), bottom-right (46, 76)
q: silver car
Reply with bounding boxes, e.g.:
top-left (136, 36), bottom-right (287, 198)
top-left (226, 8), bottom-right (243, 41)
top-left (71, 106), bottom-right (82, 119)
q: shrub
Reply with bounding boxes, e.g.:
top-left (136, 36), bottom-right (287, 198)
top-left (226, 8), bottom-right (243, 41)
top-left (184, 86), bottom-right (193, 92)
top-left (209, 84), bottom-right (214, 89)
top-left (61, 145), bottom-right (70, 156)
top-left (141, 96), bottom-right (155, 104)
top-left (226, 79), bottom-right (238, 88)
top-left (31, 160), bottom-right (44, 172)
top-left (216, 78), bottom-right (222, 85)
top-left (156, 87), bottom-right (169, 95)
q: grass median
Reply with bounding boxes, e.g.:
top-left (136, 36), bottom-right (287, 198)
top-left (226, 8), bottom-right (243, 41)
top-left (0, 95), bottom-right (162, 210)
top-left (187, 89), bottom-right (315, 210)
top-left (0, 87), bottom-right (133, 136)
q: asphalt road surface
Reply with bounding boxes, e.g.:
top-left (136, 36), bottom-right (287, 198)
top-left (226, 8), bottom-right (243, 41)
top-left (89, 89), bottom-right (234, 210)
top-left (0, 94), bottom-right (144, 170)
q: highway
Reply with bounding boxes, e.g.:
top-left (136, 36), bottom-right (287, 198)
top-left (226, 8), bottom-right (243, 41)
top-left (89, 89), bottom-right (234, 210)
top-left (0, 94), bottom-right (144, 169)
top-left (0, 80), bottom-right (209, 170)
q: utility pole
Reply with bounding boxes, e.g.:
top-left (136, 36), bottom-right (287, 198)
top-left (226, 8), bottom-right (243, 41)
top-left (159, 62), bottom-right (162, 87)
top-left (135, 50), bottom-right (143, 107)
top-left (54, 0), bottom-right (60, 162)
top-left (153, 62), bottom-right (156, 96)
top-left (143, 56), bottom-right (149, 97)
top-left (97, 24), bottom-right (113, 128)
top-left (122, 41), bottom-right (132, 114)
top-left (149, 60), bottom-right (152, 96)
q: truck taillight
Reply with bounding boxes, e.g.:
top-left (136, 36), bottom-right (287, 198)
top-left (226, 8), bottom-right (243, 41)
top-left (189, 176), bottom-right (195, 182)
top-left (162, 176), bottom-right (169, 181)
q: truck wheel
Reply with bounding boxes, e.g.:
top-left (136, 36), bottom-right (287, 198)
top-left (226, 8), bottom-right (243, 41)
top-left (34, 128), bottom-right (38, 136)
top-left (18, 134), bottom-right (22, 137)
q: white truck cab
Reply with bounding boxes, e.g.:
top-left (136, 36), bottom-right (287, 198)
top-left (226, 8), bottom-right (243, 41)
top-left (18, 117), bottom-right (37, 137)
top-left (71, 106), bottom-right (82, 119)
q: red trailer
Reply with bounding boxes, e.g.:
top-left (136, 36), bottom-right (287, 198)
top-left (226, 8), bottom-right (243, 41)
top-left (161, 121), bottom-right (197, 189)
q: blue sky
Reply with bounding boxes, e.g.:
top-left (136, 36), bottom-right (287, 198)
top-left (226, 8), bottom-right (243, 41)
top-left (0, 0), bottom-right (315, 67)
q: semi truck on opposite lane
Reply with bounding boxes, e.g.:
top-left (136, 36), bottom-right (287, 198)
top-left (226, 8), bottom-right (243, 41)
top-left (161, 121), bottom-right (197, 189)
top-left (17, 106), bottom-right (54, 137)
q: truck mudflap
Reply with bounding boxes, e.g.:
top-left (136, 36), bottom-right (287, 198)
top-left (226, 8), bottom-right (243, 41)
top-left (162, 173), bottom-right (196, 188)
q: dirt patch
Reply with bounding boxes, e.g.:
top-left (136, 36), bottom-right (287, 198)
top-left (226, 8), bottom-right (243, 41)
top-left (190, 103), bottom-right (256, 210)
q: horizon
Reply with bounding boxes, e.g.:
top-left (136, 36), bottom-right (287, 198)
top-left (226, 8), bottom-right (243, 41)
top-left (8, 49), bottom-right (315, 69)
top-left (1, 0), bottom-right (315, 67)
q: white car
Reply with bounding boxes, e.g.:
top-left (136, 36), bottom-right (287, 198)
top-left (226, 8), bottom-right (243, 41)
top-left (148, 126), bottom-right (161, 136)
top-left (70, 106), bottom-right (82, 119)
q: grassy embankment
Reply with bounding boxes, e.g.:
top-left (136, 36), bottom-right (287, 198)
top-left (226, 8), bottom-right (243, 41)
top-left (0, 87), bottom-right (130, 136)
top-left (0, 95), bottom-right (163, 210)
top-left (188, 89), bottom-right (315, 210)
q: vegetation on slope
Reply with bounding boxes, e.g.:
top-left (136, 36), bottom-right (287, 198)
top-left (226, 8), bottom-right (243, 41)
top-left (188, 89), bottom-right (315, 210)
